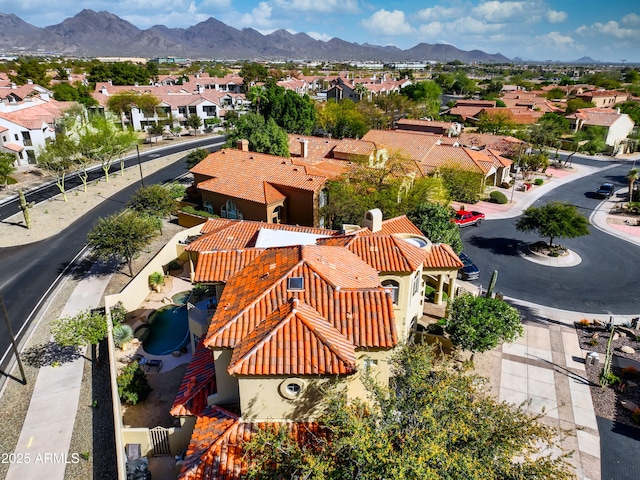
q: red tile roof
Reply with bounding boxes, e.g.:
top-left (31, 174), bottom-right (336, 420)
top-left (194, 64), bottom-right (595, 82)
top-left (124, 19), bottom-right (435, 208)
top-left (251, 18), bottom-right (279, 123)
top-left (317, 234), bottom-right (426, 273)
top-left (179, 407), bottom-right (322, 480)
top-left (362, 129), bottom-right (441, 161)
top-left (191, 149), bottom-right (335, 204)
top-left (187, 219), bottom-right (336, 252)
top-left (171, 341), bottom-right (217, 417)
top-left (228, 299), bottom-right (357, 376)
top-left (424, 244), bottom-right (464, 270)
top-left (193, 250), bottom-right (265, 283)
top-left (204, 245), bottom-right (397, 350)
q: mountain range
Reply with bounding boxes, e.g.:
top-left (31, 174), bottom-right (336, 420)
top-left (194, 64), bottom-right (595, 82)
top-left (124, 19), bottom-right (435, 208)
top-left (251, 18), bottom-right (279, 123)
top-left (0, 9), bottom-right (511, 63)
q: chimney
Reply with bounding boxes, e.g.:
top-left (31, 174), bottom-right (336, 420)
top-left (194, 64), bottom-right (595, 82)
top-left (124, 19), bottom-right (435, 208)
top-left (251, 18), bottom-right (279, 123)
top-left (300, 139), bottom-right (308, 158)
top-left (237, 139), bottom-right (249, 152)
top-left (363, 208), bottom-right (383, 233)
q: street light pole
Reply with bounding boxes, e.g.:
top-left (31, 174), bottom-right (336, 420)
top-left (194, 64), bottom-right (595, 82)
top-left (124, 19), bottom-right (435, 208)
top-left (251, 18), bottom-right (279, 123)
top-left (135, 144), bottom-right (145, 187)
top-left (0, 293), bottom-right (27, 385)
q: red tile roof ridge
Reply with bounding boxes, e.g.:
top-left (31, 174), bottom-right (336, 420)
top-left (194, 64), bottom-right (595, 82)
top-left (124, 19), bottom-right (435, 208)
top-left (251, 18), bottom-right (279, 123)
top-left (170, 341), bottom-right (217, 417)
top-left (227, 300), bottom-right (357, 376)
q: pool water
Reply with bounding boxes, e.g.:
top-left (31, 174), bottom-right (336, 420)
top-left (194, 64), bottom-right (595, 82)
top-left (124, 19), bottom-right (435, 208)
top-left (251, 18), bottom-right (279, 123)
top-left (140, 305), bottom-right (189, 356)
top-left (171, 291), bottom-right (191, 306)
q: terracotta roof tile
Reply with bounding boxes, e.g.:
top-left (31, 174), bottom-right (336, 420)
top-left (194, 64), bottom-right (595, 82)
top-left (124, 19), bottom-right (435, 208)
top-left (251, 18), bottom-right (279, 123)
top-left (180, 410), bottom-right (322, 480)
top-left (193, 250), bottom-right (265, 283)
top-left (317, 234), bottom-right (426, 272)
top-left (424, 243), bottom-right (464, 270)
top-left (228, 300), bottom-right (357, 376)
top-left (190, 149), bottom-right (332, 204)
top-left (187, 219), bottom-right (336, 252)
top-left (171, 341), bottom-right (217, 417)
top-left (204, 245), bottom-right (397, 350)
top-left (362, 129), bottom-right (441, 161)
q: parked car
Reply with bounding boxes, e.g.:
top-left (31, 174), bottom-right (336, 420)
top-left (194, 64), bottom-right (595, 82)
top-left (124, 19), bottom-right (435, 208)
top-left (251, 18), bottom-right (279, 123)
top-left (452, 209), bottom-right (485, 227)
top-left (595, 183), bottom-right (615, 199)
top-left (457, 252), bottom-right (480, 281)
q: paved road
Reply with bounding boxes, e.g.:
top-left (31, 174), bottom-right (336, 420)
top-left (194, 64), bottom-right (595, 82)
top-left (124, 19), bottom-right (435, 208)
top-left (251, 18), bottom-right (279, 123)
top-left (0, 137), bottom-right (225, 377)
top-left (460, 158), bottom-right (640, 314)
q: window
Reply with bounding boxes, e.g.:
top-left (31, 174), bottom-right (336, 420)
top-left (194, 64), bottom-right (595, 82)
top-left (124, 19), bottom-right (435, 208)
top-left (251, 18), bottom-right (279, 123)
top-left (272, 206), bottom-right (283, 224)
top-left (363, 358), bottom-right (378, 370)
top-left (203, 105), bottom-right (217, 117)
top-left (221, 200), bottom-right (243, 220)
top-left (204, 202), bottom-right (214, 214)
top-left (382, 280), bottom-right (400, 305)
top-left (22, 131), bottom-right (32, 146)
top-left (412, 274), bottom-right (420, 296)
top-left (279, 378), bottom-right (306, 399)
top-left (319, 188), bottom-right (328, 208)
top-left (287, 277), bottom-right (304, 290)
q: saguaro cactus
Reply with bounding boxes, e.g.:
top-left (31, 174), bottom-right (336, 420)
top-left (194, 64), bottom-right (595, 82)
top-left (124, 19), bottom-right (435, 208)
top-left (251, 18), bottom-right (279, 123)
top-left (486, 270), bottom-right (498, 298)
top-left (18, 188), bottom-right (34, 229)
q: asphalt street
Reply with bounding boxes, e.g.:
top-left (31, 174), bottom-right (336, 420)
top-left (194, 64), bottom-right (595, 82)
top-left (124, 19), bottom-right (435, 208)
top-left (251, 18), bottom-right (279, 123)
top-left (0, 136), bottom-right (225, 377)
top-left (461, 158), bottom-right (640, 315)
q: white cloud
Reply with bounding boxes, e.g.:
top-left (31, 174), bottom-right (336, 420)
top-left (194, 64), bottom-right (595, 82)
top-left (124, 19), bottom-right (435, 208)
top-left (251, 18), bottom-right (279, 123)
top-left (546, 10), bottom-right (567, 23)
top-left (272, 0), bottom-right (358, 14)
top-left (621, 13), bottom-right (640, 27)
top-left (416, 6), bottom-right (461, 22)
top-left (473, 1), bottom-right (533, 23)
top-left (578, 18), bottom-right (640, 41)
top-left (417, 22), bottom-right (445, 38)
top-left (361, 9), bottom-right (413, 36)
top-left (307, 31), bottom-right (333, 42)
top-left (236, 2), bottom-right (275, 29)
top-left (544, 31), bottom-right (575, 48)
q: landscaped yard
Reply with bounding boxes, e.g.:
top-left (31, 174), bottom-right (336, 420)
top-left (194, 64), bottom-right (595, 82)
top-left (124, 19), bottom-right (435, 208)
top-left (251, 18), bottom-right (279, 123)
top-left (576, 319), bottom-right (640, 429)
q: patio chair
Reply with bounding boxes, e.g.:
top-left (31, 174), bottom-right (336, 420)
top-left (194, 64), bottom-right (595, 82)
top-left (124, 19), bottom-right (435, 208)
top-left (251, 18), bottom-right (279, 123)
top-left (144, 359), bottom-right (163, 372)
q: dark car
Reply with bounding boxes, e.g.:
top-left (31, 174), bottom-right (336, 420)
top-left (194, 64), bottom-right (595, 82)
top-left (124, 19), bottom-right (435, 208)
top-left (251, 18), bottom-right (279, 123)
top-left (457, 252), bottom-right (480, 281)
top-left (596, 183), bottom-right (615, 199)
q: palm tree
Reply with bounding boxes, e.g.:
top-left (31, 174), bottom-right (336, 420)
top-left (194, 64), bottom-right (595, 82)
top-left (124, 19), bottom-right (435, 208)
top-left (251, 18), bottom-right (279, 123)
top-left (627, 168), bottom-right (639, 200)
top-left (353, 83), bottom-right (369, 101)
top-left (247, 85), bottom-right (267, 114)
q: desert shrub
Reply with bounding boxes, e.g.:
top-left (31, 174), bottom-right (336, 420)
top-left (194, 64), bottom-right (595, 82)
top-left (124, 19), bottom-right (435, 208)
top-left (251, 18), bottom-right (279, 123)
top-left (110, 303), bottom-right (127, 326)
top-left (577, 318), bottom-right (591, 326)
top-left (167, 259), bottom-right (181, 271)
top-left (149, 271), bottom-right (164, 290)
top-left (588, 338), bottom-right (599, 346)
top-left (534, 178), bottom-right (544, 186)
top-left (51, 309), bottom-right (108, 347)
top-left (489, 190), bottom-right (508, 204)
top-left (599, 370), bottom-right (620, 386)
top-left (113, 324), bottom-right (133, 348)
top-left (117, 362), bottom-right (152, 405)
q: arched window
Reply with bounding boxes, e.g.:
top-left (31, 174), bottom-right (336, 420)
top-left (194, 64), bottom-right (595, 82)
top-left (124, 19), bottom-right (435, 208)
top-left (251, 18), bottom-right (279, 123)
top-left (382, 279), bottom-right (400, 305)
top-left (272, 206), bottom-right (284, 224)
top-left (221, 200), bottom-right (243, 220)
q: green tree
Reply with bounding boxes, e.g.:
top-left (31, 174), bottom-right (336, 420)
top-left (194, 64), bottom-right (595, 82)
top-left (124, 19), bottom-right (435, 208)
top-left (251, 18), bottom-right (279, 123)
top-left (476, 110), bottom-right (515, 135)
top-left (127, 184), bottom-right (177, 219)
top-left (316, 99), bottom-right (369, 139)
top-left (247, 85), bottom-right (268, 114)
top-left (445, 294), bottom-right (524, 358)
top-left (400, 80), bottom-right (442, 119)
top-left (52, 82), bottom-right (80, 101)
top-left (239, 62), bottom-right (269, 86)
top-left (261, 87), bottom-right (317, 135)
top-left (408, 202), bottom-right (463, 254)
top-left (9, 57), bottom-right (49, 87)
top-left (87, 61), bottom-right (151, 85)
top-left (0, 152), bottom-right (17, 187)
top-left (225, 113), bottom-right (290, 157)
top-left (322, 156), bottom-right (445, 228)
top-left (439, 167), bottom-right (484, 204)
top-left (515, 201), bottom-right (590, 247)
top-left (107, 92), bottom-right (160, 125)
top-left (565, 98), bottom-right (595, 114)
top-left (87, 210), bottom-right (159, 276)
top-left (186, 148), bottom-right (209, 168)
top-left (617, 100), bottom-right (640, 125)
top-left (185, 114), bottom-right (203, 135)
top-left (51, 309), bottom-right (108, 348)
top-left (244, 342), bottom-right (572, 480)
top-left (545, 88), bottom-right (566, 100)
top-left (117, 362), bottom-right (152, 405)
top-left (36, 137), bottom-right (77, 201)
top-left (78, 115), bottom-right (138, 182)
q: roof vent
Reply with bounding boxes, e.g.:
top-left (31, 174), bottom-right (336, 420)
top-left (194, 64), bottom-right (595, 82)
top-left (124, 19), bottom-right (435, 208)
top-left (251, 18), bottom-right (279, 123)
top-left (287, 277), bottom-right (304, 291)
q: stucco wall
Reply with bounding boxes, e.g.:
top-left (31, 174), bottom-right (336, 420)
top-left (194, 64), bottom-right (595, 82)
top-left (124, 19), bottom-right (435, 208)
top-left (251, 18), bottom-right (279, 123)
top-left (347, 349), bottom-right (393, 400)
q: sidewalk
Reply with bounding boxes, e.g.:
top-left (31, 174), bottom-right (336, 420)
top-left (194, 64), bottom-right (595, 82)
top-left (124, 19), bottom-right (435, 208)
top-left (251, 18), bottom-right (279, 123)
top-left (6, 263), bottom-right (113, 479)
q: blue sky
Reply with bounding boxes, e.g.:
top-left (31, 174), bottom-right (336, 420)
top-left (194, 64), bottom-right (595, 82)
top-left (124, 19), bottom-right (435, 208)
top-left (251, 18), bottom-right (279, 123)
top-left (2, 1), bottom-right (639, 62)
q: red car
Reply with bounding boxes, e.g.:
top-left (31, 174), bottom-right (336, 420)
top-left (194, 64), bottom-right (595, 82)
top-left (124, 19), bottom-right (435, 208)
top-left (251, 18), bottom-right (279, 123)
top-left (452, 209), bottom-right (485, 227)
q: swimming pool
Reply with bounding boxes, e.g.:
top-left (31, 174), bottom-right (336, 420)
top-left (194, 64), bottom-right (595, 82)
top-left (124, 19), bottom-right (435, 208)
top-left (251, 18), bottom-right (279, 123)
top-left (171, 291), bottom-right (191, 306)
top-left (137, 305), bottom-right (190, 356)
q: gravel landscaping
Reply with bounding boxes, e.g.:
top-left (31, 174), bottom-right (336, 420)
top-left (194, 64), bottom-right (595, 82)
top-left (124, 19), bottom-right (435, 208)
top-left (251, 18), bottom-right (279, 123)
top-left (576, 320), bottom-right (640, 429)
